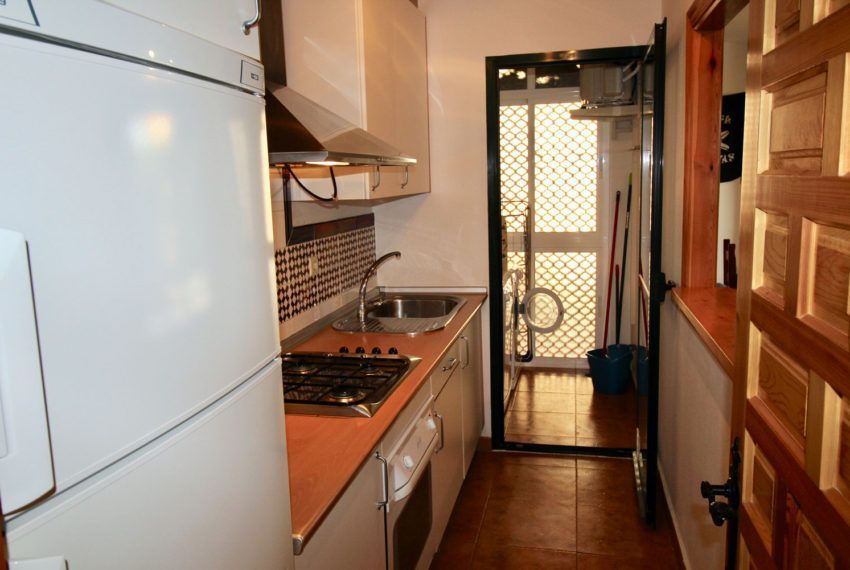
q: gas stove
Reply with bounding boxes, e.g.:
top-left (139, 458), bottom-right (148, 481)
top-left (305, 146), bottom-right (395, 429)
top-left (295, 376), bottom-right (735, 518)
top-left (281, 352), bottom-right (421, 417)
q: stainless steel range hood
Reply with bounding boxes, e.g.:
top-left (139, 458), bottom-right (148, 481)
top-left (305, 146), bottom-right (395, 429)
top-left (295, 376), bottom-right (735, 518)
top-left (265, 83), bottom-right (416, 167)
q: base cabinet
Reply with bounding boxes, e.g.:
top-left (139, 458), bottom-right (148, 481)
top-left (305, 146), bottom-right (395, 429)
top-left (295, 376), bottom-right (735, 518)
top-left (294, 307), bottom-right (484, 568)
top-left (294, 451), bottom-right (385, 570)
top-left (460, 315), bottom-right (484, 475)
top-left (427, 362), bottom-right (464, 559)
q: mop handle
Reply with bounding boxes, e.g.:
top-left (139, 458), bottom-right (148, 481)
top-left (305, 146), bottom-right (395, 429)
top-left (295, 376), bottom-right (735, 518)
top-left (602, 191), bottom-right (621, 355)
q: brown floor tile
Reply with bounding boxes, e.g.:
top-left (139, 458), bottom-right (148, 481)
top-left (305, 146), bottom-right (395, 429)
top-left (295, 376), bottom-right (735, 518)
top-left (478, 493), bottom-right (577, 551)
top-left (575, 375), bottom-right (596, 395)
top-left (577, 553), bottom-right (672, 569)
top-left (576, 457), bottom-right (633, 471)
top-left (432, 447), bottom-right (684, 570)
top-left (499, 452), bottom-right (577, 467)
top-left (516, 371), bottom-right (575, 394)
top-left (505, 410), bottom-right (576, 437)
top-left (477, 462), bottom-right (577, 551)
top-left (444, 477), bottom-right (490, 542)
top-left (511, 391), bottom-right (575, 413)
top-left (488, 462), bottom-right (576, 501)
top-left (431, 536), bottom-right (475, 569)
top-left (575, 414), bottom-right (635, 448)
top-left (576, 502), bottom-right (678, 564)
top-left (472, 544), bottom-right (578, 569)
top-left (575, 393), bottom-right (637, 419)
top-left (506, 432), bottom-right (577, 446)
top-left (576, 466), bottom-right (639, 514)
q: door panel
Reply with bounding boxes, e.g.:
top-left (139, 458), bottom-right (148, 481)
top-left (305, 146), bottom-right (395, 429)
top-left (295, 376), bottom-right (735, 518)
top-left (733, 1), bottom-right (850, 567)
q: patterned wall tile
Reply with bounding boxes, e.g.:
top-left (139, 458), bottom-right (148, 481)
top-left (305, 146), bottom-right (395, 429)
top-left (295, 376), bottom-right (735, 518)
top-left (275, 225), bottom-right (376, 322)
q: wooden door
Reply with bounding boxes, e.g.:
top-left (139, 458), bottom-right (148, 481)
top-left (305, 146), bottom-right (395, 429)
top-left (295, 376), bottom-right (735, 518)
top-left (733, 1), bottom-right (850, 568)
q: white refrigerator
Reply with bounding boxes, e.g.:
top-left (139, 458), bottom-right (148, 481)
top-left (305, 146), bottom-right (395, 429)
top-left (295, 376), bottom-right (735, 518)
top-left (0, 1), bottom-right (293, 568)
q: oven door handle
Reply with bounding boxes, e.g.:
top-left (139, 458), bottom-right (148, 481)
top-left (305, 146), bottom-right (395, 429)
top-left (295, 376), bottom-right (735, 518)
top-left (392, 433), bottom-right (439, 503)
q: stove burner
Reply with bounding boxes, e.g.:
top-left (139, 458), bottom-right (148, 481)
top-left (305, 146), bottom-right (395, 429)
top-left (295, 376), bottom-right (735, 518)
top-left (285, 362), bottom-right (319, 375)
top-left (359, 363), bottom-right (384, 376)
top-left (327, 385), bottom-right (365, 404)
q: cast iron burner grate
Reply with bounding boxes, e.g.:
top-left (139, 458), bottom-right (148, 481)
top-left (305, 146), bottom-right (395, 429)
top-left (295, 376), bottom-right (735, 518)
top-left (280, 352), bottom-right (419, 417)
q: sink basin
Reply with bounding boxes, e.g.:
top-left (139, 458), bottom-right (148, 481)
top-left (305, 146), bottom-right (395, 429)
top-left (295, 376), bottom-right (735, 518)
top-left (332, 293), bottom-right (467, 334)
top-left (367, 297), bottom-right (459, 319)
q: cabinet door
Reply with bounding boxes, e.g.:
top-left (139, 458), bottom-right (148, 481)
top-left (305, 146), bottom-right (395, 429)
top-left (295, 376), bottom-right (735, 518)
top-left (101, 0), bottom-right (261, 59)
top-left (429, 367), bottom-right (464, 557)
top-left (295, 451), bottom-right (386, 570)
top-left (363, 0), bottom-right (430, 200)
top-left (460, 315), bottom-right (484, 476)
top-left (280, 0), bottom-right (371, 201)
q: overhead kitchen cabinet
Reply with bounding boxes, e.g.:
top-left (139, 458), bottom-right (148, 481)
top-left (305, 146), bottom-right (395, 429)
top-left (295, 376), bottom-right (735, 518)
top-left (101, 0), bottom-right (262, 59)
top-left (282, 0), bottom-right (430, 201)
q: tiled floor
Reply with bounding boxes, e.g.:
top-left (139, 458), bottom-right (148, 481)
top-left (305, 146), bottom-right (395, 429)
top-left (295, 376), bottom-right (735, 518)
top-left (431, 443), bottom-right (684, 569)
top-left (505, 367), bottom-right (644, 448)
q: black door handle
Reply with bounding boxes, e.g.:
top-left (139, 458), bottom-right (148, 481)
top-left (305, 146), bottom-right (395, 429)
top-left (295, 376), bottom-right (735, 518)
top-left (700, 438), bottom-right (741, 527)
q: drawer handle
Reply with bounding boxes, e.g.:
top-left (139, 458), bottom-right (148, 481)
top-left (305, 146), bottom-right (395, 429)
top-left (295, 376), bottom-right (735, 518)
top-left (375, 451), bottom-right (388, 509)
top-left (441, 357), bottom-right (458, 373)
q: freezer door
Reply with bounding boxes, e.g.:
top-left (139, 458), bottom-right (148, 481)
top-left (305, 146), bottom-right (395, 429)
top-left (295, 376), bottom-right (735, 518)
top-left (101, 0), bottom-right (262, 60)
top-left (7, 359), bottom-right (293, 570)
top-left (0, 33), bottom-right (280, 493)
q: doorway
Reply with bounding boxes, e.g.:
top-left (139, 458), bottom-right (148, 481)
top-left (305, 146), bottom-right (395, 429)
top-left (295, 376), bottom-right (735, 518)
top-left (489, 47), bottom-right (646, 454)
top-left (487, 27), bottom-right (667, 523)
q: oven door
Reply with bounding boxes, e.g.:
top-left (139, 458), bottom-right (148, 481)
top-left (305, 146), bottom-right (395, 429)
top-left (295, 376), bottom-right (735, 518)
top-left (387, 461), bottom-right (433, 570)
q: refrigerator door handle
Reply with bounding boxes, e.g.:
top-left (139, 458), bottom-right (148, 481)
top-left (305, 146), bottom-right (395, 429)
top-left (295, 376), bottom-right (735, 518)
top-left (10, 556), bottom-right (67, 570)
top-left (0, 229), bottom-right (55, 514)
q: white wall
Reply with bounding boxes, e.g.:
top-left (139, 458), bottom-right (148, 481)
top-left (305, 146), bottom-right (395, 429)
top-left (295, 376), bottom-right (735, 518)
top-left (373, 0), bottom-right (662, 438)
top-left (658, 1), bottom-right (735, 567)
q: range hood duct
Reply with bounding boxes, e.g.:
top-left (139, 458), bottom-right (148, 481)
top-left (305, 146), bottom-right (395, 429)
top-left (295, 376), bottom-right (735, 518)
top-left (265, 83), bottom-right (416, 167)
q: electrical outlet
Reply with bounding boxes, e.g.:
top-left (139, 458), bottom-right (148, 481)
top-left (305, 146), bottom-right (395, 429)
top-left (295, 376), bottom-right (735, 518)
top-left (308, 255), bottom-right (319, 276)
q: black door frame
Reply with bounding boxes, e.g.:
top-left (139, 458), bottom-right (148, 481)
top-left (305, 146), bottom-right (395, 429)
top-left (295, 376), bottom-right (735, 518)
top-left (485, 40), bottom-right (664, 506)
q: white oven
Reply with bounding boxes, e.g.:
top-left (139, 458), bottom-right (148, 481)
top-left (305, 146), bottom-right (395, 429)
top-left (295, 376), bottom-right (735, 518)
top-left (384, 397), bottom-right (440, 570)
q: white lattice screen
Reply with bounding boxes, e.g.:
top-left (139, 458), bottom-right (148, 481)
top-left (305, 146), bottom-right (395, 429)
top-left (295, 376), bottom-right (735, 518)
top-left (534, 102), bottom-right (598, 233)
top-left (499, 105), bottom-right (529, 234)
top-left (499, 94), bottom-right (600, 362)
top-left (534, 252), bottom-right (597, 358)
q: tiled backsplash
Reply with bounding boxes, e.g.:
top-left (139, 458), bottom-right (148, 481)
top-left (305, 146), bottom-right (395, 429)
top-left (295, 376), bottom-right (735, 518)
top-left (274, 217), bottom-right (376, 322)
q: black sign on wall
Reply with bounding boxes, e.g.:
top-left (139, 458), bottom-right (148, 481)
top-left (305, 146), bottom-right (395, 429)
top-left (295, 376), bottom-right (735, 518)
top-left (720, 92), bottom-right (745, 183)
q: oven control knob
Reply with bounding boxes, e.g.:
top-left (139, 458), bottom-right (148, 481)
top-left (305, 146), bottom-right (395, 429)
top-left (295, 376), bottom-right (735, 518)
top-left (426, 417), bottom-right (437, 430)
top-left (355, 346), bottom-right (366, 354)
top-left (339, 346), bottom-right (349, 353)
top-left (403, 455), bottom-right (415, 469)
top-left (388, 347), bottom-right (398, 355)
top-left (371, 347), bottom-right (382, 354)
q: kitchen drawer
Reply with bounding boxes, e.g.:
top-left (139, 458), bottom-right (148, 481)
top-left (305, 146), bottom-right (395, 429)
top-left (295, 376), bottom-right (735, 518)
top-left (430, 343), bottom-right (460, 397)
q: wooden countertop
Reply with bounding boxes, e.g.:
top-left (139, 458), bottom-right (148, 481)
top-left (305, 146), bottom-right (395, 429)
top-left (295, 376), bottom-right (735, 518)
top-left (284, 292), bottom-right (487, 552)
top-left (671, 287), bottom-right (736, 378)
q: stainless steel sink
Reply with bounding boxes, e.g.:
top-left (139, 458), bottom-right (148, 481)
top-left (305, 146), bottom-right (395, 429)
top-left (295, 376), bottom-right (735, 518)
top-left (332, 293), bottom-right (466, 334)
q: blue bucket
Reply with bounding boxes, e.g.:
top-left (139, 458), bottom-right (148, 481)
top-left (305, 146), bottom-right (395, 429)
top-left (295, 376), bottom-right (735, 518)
top-left (586, 344), bottom-right (632, 395)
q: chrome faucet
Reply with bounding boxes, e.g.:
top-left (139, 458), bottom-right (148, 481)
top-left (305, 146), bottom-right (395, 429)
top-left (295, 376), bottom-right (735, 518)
top-left (359, 251), bottom-right (401, 327)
